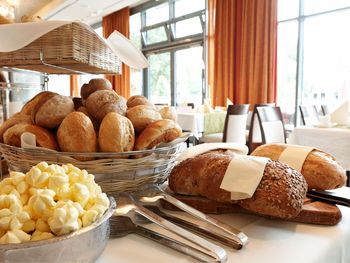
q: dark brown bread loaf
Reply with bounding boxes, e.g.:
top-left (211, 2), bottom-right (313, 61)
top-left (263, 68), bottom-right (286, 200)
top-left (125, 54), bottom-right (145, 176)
top-left (169, 152), bottom-right (308, 219)
top-left (251, 144), bottom-right (346, 190)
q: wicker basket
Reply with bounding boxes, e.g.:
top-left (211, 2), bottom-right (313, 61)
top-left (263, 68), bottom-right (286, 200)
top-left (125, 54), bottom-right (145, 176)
top-left (0, 142), bottom-right (185, 194)
top-left (0, 22), bottom-right (121, 75)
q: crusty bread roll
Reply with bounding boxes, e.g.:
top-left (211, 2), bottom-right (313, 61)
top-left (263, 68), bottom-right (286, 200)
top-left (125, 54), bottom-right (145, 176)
top-left (0, 113), bottom-right (33, 143)
top-left (85, 90), bottom-right (127, 122)
top-left (80, 79), bottom-right (112, 102)
top-left (169, 152), bottom-right (308, 219)
top-left (126, 105), bottom-right (162, 132)
top-left (159, 106), bottom-right (177, 121)
top-left (134, 119), bottom-right (182, 150)
top-left (32, 94), bottom-right (74, 129)
top-left (127, 95), bottom-right (154, 108)
top-left (77, 106), bottom-right (99, 131)
top-left (21, 91), bottom-right (57, 116)
top-left (3, 123), bottom-right (58, 150)
top-left (99, 112), bottom-right (135, 152)
top-left (251, 143), bottom-right (346, 190)
top-left (57, 112), bottom-right (97, 159)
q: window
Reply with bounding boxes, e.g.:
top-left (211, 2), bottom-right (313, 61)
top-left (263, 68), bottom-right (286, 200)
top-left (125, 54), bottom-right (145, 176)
top-left (277, 0), bottom-right (350, 125)
top-left (130, 0), bottom-right (206, 106)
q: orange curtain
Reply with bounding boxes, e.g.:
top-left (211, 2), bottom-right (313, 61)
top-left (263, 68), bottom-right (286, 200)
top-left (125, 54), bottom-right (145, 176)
top-left (70, 75), bottom-right (79, 97)
top-left (102, 7), bottom-right (130, 98)
top-left (208, 0), bottom-right (277, 107)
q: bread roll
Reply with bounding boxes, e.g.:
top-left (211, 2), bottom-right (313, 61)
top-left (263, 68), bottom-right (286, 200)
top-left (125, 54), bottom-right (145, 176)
top-left (85, 90), bottom-right (127, 122)
top-left (169, 152), bottom-right (308, 219)
top-left (126, 105), bottom-right (162, 132)
top-left (57, 112), bottom-right (97, 159)
top-left (3, 123), bottom-right (58, 150)
top-left (99, 112), bottom-right (135, 152)
top-left (127, 95), bottom-right (154, 108)
top-left (72, 97), bottom-right (83, 110)
top-left (21, 91), bottom-right (57, 116)
top-left (159, 106), bottom-right (177, 121)
top-left (134, 119), bottom-right (182, 150)
top-left (77, 106), bottom-right (99, 131)
top-left (251, 143), bottom-right (346, 190)
top-left (0, 15), bottom-right (12, 24)
top-left (32, 94), bottom-right (75, 129)
top-left (80, 79), bottom-right (112, 102)
top-left (0, 113), bottom-right (33, 142)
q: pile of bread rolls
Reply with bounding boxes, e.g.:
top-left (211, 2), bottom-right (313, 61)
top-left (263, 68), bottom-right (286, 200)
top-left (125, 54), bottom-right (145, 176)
top-left (0, 78), bottom-right (182, 158)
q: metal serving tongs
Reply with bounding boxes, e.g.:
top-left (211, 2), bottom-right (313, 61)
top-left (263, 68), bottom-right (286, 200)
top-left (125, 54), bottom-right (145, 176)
top-left (114, 192), bottom-right (227, 263)
top-left (136, 185), bottom-right (249, 249)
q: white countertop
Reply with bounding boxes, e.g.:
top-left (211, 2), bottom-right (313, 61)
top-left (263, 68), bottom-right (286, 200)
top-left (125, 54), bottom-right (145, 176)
top-left (97, 205), bottom-right (350, 263)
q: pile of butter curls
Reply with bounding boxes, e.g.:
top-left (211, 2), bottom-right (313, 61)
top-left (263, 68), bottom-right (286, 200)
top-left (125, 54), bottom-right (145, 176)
top-left (0, 162), bottom-right (110, 244)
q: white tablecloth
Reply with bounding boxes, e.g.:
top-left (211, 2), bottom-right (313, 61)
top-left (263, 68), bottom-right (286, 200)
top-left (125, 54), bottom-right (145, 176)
top-left (288, 126), bottom-right (350, 170)
top-left (97, 206), bottom-right (350, 263)
top-left (177, 113), bottom-right (204, 137)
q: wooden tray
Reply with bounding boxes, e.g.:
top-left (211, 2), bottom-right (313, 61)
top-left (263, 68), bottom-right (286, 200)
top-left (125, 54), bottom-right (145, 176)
top-left (161, 191), bottom-right (342, 226)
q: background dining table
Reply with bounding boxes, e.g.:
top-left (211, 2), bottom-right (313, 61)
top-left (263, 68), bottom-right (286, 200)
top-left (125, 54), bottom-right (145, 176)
top-left (288, 125), bottom-right (350, 170)
top-left (97, 204), bottom-right (350, 263)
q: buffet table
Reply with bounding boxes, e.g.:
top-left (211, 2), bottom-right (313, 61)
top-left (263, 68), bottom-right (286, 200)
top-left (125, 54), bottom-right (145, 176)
top-left (288, 126), bottom-right (350, 170)
top-left (98, 205), bottom-right (350, 263)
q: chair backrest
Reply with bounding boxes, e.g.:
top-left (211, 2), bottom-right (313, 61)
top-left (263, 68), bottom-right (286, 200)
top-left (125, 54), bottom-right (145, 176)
top-left (256, 106), bottom-right (287, 144)
top-left (223, 104), bottom-right (250, 144)
top-left (321, 105), bottom-right (332, 116)
top-left (248, 104), bottom-right (273, 145)
top-left (187, 103), bottom-right (195, 109)
top-left (299, 105), bottom-right (319, 125)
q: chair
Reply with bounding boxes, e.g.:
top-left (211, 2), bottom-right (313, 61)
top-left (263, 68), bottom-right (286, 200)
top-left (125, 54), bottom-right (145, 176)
top-left (321, 105), bottom-right (332, 116)
top-left (200, 104), bottom-right (249, 144)
top-left (187, 103), bottom-right (195, 109)
top-left (299, 105), bottom-right (319, 126)
top-left (256, 106), bottom-right (287, 144)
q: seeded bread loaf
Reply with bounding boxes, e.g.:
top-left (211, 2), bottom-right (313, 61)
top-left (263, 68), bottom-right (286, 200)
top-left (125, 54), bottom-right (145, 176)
top-left (168, 152), bottom-right (308, 219)
top-left (251, 143), bottom-right (346, 190)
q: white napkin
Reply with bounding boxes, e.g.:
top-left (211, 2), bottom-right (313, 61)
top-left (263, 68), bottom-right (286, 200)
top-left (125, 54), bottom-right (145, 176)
top-left (279, 144), bottom-right (314, 172)
top-left (220, 155), bottom-right (269, 200)
top-left (330, 100), bottom-right (349, 125)
top-left (226, 98), bottom-right (233, 106)
top-left (21, 132), bottom-right (37, 148)
top-left (177, 143), bottom-right (249, 163)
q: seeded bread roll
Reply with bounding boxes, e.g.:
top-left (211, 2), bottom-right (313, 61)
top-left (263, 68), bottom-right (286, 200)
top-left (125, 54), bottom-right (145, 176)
top-left (169, 152), bottom-right (307, 219)
top-left (32, 94), bottom-right (75, 129)
top-left (3, 123), bottom-right (58, 150)
top-left (127, 95), bottom-right (154, 108)
top-left (126, 105), bottom-right (162, 132)
top-left (57, 112), bottom-right (97, 160)
top-left (251, 143), bottom-right (346, 190)
top-left (20, 91), bottom-right (57, 116)
top-left (0, 113), bottom-right (33, 142)
top-left (134, 119), bottom-right (182, 150)
top-left (85, 90), bottom-right (127, 122)
top-left (159, 106), bottom-right (177, 121)
top-left (99, 112), bottom-right (135, 152)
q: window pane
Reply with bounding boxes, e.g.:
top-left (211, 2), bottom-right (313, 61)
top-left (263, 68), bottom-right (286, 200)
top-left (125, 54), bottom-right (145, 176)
top-left (47, 75), bottom-right (70, 96)
top-left (175, 46), bottom-right (203, 106)
top-left (302, 10), bottom-right (350, 105)
top-left (130, 13), bottom-right (142, 49)
top-left (148, 53), bottom-right (170, 105)
top-left (278, 0), bottom-right (299, 21)
top-left (143, 26), bottom-right (167, 45)
top-left (304, 0), bottom-right (350, 15)
top-left (276, 21), bottom-right (298, 126)
top-left (175, 0), bottom-right (205, 17)
top-left (173, 17), bottom-right (202, 38)
top-left (146, 2), bottom-right (169, 26)
top-left (130, 68), bottom-right (143, 96)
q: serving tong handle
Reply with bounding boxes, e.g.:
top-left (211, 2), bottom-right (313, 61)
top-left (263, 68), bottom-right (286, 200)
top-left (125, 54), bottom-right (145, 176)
top-left (114, 193), bottom-right (227, 263)
top-left (138, 185), bottom-right (249, 248)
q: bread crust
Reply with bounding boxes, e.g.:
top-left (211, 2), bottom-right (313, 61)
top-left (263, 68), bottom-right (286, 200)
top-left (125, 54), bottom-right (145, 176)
top-left (126, 95), bottom-right (154, 108)
top-left (134, 119), bottom-right (182, 150)
top-left (99, 112), bottom-right (135, 152)
top-left (21, 91), bottom-right (57, 116)
top-left (159, 106), bottom-right (177, 122)
top-left (126, 105), bottom-right (162, 132)
top-left (57, 112), bottom-right (97, 156)
top-left (3, 123), bottom-right (58, 150)
top-left (0, 113), bottom-right (33, 142)
top-left (251, 143), bottom-right (347, 190)
top-left (169, 152), bottom-right (308, 219)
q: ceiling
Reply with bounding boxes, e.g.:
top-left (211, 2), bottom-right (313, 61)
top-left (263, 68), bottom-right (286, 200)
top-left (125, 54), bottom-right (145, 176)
top-left (11, 0), bottom-right (148, 25)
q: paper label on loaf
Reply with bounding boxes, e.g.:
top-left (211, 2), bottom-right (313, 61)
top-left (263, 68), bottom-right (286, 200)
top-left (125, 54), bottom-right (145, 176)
top-left (220, 155), bottom-right (269, 200)
top-left (278, 145), bottom-right (314, 172)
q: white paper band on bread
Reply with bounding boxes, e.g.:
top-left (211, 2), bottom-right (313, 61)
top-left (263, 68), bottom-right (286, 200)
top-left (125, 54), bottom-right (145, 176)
top-left (220, 155), bottom-right (269, 200)
top-left (177, 143), bottom-right (249, 163)
top-left (278, 144), bottom-right (314, 172)
top-left (21, 132), bottom-right (37, 148)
